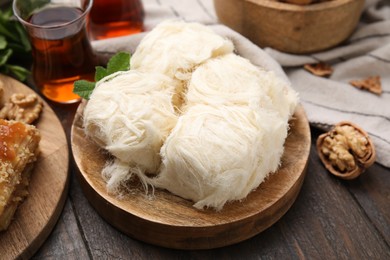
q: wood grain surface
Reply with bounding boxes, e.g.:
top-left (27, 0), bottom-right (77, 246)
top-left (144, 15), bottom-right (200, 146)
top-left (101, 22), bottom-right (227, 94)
top-left (0, 74), bottom-right (69, 260)
top-left (71, 101), bottom-right (311, 249)
top-left (31, 107), bottom-right (390, 259)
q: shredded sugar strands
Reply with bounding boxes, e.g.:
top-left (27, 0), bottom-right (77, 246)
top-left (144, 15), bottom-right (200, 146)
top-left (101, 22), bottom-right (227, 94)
top-left (83, 70), bottom-right (178, 193)
top-left (83, 20), bottom-right (299, 210)
top-left (153, 104), bottom-right (289, 210)
top-left (152, 53), bottom-right (298, 210)
top-left (83, 20), bottom-right (234, 196)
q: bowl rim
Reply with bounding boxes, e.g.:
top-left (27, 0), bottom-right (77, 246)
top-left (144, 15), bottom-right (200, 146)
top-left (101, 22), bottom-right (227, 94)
top-left (244, 0), bottom-right (360, 12)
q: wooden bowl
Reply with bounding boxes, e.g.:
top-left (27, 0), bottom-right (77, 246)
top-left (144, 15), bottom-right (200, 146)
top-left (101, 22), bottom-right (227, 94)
top-left (214, 0), bottom-right (365, 54)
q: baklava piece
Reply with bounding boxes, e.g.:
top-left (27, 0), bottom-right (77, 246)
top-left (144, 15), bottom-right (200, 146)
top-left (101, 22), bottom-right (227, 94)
top-left (0, 119), bottom-right (40, 231)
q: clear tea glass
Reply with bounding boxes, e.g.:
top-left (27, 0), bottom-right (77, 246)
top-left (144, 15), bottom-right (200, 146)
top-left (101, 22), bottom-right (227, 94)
top-left (88, 0), bottom-right (144, 40)
top-left (13, 0), bottom-right (96, 104)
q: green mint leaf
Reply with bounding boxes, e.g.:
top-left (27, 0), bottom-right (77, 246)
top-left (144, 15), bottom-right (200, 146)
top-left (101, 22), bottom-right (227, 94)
top-left (15, 23), bottom-right (31, 52)
top-left (0, 49), bottom-right (13, 66)
top-left (0, 35), bottom-right (6, 50)
top-left (73, 52), bottom-right (131, 100)
top-left (0, 23), bottom-right (16, 41)
top-left (73, 80), bottom-right (96, 100)
top-left (95, 66), bottom-right (108, 82)
top-left (6, 64), bottom-right (30, 81)
top-left (2, 9), bottom-right (13, 20)
top-left (0, 7), bottom-right (32, 81)
top-left (106, 52), bottom-right (131, 74)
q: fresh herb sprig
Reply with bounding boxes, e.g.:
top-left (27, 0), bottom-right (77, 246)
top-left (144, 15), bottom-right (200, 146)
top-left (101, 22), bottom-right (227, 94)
top-left (0, 7), bottom-right (31, 81)
top-left (73, 52), bottom-right (131, 100)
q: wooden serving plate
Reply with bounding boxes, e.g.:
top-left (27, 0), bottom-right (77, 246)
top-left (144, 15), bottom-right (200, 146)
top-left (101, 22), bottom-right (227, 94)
top-left (71, 101), bottom-right (310, 249)
top-left (0, 74), bottom-right (69, 259)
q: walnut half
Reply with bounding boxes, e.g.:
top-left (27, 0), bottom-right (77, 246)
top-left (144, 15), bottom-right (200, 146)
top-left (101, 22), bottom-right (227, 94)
top-left (316, 121), bottom-right (376, 180)
top-left (0, 93), bottom-right (43, 124)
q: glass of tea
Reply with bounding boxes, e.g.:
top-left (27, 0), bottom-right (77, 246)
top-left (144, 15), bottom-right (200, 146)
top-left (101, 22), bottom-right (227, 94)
top-left (88, 0), bottom-right (144, 40)
top-left (13, 0), bottom-right (96, 104)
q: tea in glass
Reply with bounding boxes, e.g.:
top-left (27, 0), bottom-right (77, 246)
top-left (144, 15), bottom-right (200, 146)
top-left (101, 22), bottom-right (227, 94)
top-left (13, 0), bottom-right (96, 103)
top-left (89, 0), bottom-right (144, 40)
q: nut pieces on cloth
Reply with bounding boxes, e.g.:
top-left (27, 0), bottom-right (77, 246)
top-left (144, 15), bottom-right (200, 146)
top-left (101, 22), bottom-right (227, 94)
top-left (349, 76), bottom-right (382, 96)
top-left (303, 62), bottom-right (333, 77)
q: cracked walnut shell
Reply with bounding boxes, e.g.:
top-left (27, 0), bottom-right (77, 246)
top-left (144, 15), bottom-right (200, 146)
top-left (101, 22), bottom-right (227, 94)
top-left (304, 62), bottom-right (333, 77)
top-left (350, 75), bottom-right (382, 95)
top-left (316, 121), bottom-right (376, 180)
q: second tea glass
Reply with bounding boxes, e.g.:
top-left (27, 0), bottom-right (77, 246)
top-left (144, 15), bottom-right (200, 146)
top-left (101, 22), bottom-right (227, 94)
top-left (88, 0), bottom-right (144, 40)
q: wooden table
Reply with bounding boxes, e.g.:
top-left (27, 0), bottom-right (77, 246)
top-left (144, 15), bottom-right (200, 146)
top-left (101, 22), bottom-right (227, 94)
top-left (29, 101), bottom-right (389, 259)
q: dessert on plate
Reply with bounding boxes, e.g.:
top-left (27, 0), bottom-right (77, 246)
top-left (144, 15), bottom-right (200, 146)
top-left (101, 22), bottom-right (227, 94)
top-left (0, 119), bottom-right (40, 231)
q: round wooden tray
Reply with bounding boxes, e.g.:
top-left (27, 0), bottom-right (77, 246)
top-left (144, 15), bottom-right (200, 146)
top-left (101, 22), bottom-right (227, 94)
top-left (0, 75), bottom-right (69, 258)
top-left (71, 101), bottom-right (310, 250)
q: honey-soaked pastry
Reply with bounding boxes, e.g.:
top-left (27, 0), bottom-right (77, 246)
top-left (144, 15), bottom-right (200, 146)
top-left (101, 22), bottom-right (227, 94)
top-left (0, 119), bottom-right (40, 231)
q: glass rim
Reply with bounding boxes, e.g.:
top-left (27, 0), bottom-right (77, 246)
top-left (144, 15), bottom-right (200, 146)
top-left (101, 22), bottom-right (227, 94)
top-left (12, 0), bottom-right (94, 30)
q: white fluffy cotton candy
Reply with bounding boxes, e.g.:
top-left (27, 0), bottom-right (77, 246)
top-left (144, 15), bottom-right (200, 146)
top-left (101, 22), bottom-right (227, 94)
top-left (83, 70), bottom-right (177, 193)
top-left (131, 20), bottom-right (234, 80)
top-left (152, 104), bottom-right (288, 210)
top-left (152, 54), bottom-right (299, 210)
top-left (131, 20), bottom-right (234, 108)
top-left (83, 20), bottom-right (299, 210)
top-left (186, 54), bottom-right (298, 121)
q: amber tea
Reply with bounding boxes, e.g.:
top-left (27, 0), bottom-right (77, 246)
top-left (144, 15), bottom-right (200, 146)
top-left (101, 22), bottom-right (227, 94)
top-left (13, 0), bottom-right (95, 104)
top-left (89, 0), bottom-right (144, 40)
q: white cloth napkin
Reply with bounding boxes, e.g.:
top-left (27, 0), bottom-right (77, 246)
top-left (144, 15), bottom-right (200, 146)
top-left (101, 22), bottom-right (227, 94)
top-left (92, 0), bottom-right (390, 168)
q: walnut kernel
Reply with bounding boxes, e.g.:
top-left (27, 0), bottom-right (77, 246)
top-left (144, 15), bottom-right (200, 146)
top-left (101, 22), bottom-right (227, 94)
top-left (0, 93), bottom-right (43, 124)
top-left (317, 122), bottom-right (376, 180)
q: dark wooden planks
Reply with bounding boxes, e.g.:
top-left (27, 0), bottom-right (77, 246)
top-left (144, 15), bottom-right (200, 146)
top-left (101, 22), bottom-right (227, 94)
top-left (31, 97), bottom-right (87, 259)
top-left (69, 160), bottom-right (165, 259)
top-left (33, 104), bottom-right (390, 259)
top-left (345, 161), bottom-right (390, 245)
top-left (32, 199), bottom-right (90, 259)
top-left (64, 128), bottom-right (389, 259)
